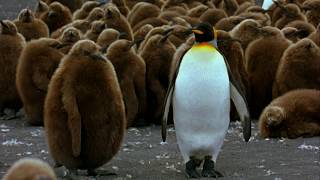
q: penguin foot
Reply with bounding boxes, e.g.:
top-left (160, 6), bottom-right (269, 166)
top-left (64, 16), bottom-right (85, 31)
top-left (185, 158), bottom-right (201, 178)
top-left (201, 157), bottom-right (223, 178)
top-left (63, 169), bottom-right (78, 180)
top-left (87, 169), bottom-right (117, 176)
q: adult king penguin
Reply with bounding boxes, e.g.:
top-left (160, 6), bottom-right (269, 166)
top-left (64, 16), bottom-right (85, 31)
top-left (162, 22), bottom-right (251, 178)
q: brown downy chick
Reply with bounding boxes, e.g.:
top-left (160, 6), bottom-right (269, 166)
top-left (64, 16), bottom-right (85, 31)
top-left (159, 10), bottom-right (182, 22)
top-left (16, 38), bottom-right (64, 125)
top-left (161, 0), bottom-right (189, 11)
top-left (139, 34), bottom-right (176, 124)
top-left (44, 0), bottom-right (83, 12)
top-left (179, 15), bottom-right (201, 27)
top-left (238, 11), bottom-right (271, 26)
top-left (284, 20), bottom-right (316, 39)
top-left (137, 25), bottom-right (170, 53)
top-left (41, 2), bottom-right (72, 33)
top-left (169, 17), bottom-right (191, 27)
top-left (127, 2), bottom-right (161, 28)
top-left (234, 1), bottom-right (253, 15)
top-left (59, 27), bottom-right (82, 54)
top-left (44, 40), bottom-right (125, 176)
top-left (302, 0), bottom-right (320, 27)
top-left (132, 17), bottom-right (169, 32)
top-left (273, 38), bottom-right (320, 98)
top-left (199, 8), bottom-right (228, 26)
top-left (274, 3), bottom-right (307, 29)
top-left (215, 16), bottom-right (246, 31)
top-left (34, 0), bottom-right (49, 18)
top-left (229, 19), bottom-right (262, 53)
top-left (217, 30), bottom-right (250, 121)
top-left (3, 158), bottom-right (57, 180)
top-left (104, 4), bottom-right (133, 41)
top-left (308, 24), bottom-right (320, 46)
top-left (259, 89), bottom-right (320, 139)
top-left (133, 24), bottom-right (153, 48)
top-left (245, 26), bottom-right (292, 118)
top-left (50, 19), bottom-right (90, 39)
top-left (0, 20), bottom-right (26, 113)
top-left (269, 0), bottom-right (286, 26)
top-left (168, 24), bottom-right (193, 47)
top-left (106, 39), bottom-right (147, 127)
top-left (85, 20), bottom-right (106, 42)
top-left (221, 0), bottom-right (240, 16)
top-left (85, 7), bottom-right (105, 23)
top-left (14, 9), bottom-right (49, 41)
top-left (111, 0), bottom-right (130, 16)
top-left (187, 4), bottom-right (209, 18)
top-left (73, 1), bottom-right (103, 20)
top-left (97, 28), bottom-right (121, 53)
top-left (281, 27), bottom-right (301, 42)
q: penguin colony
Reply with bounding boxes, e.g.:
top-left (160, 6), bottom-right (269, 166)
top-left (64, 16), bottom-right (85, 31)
top-left (0, 0), bottom-right (319, 178)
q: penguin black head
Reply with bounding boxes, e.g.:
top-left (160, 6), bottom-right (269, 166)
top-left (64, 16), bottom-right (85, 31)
top-left (191, 22), bottom-right (217, 43)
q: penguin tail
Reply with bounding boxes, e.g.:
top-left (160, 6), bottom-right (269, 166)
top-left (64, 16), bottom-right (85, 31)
top-left (62, 77), bottom-right (82, 157)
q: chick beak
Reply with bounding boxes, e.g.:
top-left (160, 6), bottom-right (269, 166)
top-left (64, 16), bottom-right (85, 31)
top-left (48, 10), bottom-right (58, 18)
top-left (0, 20), bottom-right (8, 30)
top-left (91, 53), bottom-right (107, 61)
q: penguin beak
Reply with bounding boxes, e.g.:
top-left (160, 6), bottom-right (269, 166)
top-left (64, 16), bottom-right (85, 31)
top-left (119, 32), bottom-right (128, 39)
top-left (191, 29), bottom-right (204, 35)
top-left (91, 52), bottom-right (107, 61)
top-left (48, 10), bottom-right (58, 18)
top-left (0, 20), bottom-right (9, 30)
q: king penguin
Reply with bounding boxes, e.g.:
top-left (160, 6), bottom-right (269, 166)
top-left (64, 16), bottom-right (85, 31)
top-left (162, 22), bottom-right (251, 178)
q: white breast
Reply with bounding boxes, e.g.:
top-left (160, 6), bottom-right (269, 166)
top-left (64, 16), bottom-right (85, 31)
top-left (173, 47), bottom-right (230, 162)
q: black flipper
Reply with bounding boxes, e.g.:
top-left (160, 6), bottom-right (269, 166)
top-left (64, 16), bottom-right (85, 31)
top-left (161, 48), bottom-right (189, 142)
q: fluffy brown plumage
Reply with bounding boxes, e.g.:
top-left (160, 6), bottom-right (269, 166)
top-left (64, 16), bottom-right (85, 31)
top-left (34, 0), bottom-right (49, 18)
top-left (127, 2), bottom-right (161, 28)
top-left (106, 39), bottom-right (147, 127)
top-left (273, 38), bottom-right (320, 98)
top-left (139, 34), bottom-right (176, 124)
top-left (274, 3), bottom-right (307, 29)
top-left (111, 0), bottom-right (130, 16)
top-left (16, 38), bottom-right (64, 125)
top-left (0, 20), bottom-right (26, 113)
top-left (50, 19), bottom-right (90, 39)
top-left (44, 0), bottom-right (84, 12)
top-left (44, 40), bottom-right (125, 176)
top-left (41, 2), bottom-right (72, 33)
top-left (84, 20), bottom-right (106, 42)
top-left (215, 16), bottom-right (246, 31)
top-left (199, 8), bottom-right (227, 26)
top-left (14, 9), bottom-right (49, 41)
top-left (308, 24), bottom-right (320, 46)
top-left (229, 19), bottom-right (262, 52)
top-left (3, 158), bottom-right (57, 180)
top-left (284, 20), bottom-right (316, 39)
top-left (187, 4), bottom-right (209, 18)
top-left (59, 27), bottom-right (81, 54)
top-left (259, 89), bottom-right (320, 138)
top-left (104, 4), bottom-right (133, 41)
top-left (245, 26), bottom-right (292, 118)
top-left (97, 28), bottom-right (121, 53)
top-left (302, 0), bottom-right (320, 27)
top-left (73, 1), bottom-right (102, 20)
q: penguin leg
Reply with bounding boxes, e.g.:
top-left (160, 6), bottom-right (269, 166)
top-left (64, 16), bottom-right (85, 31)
top-left (87, 169), bottom-right (117, 176)
top-left (63, 169), bottom-right (78, 180)
top-left (185, 156), bottom-right (202, 178)
top-left (201, 156), bottom-right (223, 178)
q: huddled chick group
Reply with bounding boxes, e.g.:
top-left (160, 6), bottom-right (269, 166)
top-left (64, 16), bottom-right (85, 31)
top-left (1, 0), bottom-right (319, 178)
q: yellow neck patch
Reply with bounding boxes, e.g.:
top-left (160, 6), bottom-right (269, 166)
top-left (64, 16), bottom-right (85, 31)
top-left (191, 42), bottom-right (216, 52)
